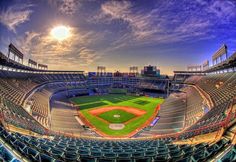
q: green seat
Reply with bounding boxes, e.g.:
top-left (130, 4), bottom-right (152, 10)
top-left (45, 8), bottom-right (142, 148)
top-left (117, 152), bottom-right (131, 158)
top-left (135, 157), bottom-right (152, 162)
top-left (145, 150), bottom-right (156, 157)
top-left (117, 159), bottom-right (132, 162)
top-left (103, 152), bottom-right (117, 159)
top-left (218, 145), bottom-right (236, 162)
top-left (191, 149), bottom-right (209, 161)
top-left (80, 157), bottom-right (96, 162)
top-left (169, 150), bottom-right (183, 160)
top-left (153, 154), bottom-right (169, 162)
top-left (98, 158), bottom-right (115, 162)
top-left (91, 151), bottom-right (102, 157)
top-left (39, 153), bottom-right (55, 162)
top-left (132, 152), bottom-right (144, 158)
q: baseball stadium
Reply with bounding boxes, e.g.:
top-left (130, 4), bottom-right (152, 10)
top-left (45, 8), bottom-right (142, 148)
top-left (0, 0), bottom-right (236, 162)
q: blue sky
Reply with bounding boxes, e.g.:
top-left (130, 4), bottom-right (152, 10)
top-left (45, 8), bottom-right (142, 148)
top-left (0, 0), bottom-right (236, 75)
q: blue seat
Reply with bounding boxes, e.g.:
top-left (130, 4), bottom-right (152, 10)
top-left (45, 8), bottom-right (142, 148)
top-left (145, 150), bottom-right (156, 157)
top-left (50, 148), bottom-right (64, 159)
top-left (80, 150), bottom-right (90, 157)
top-left (219, 145), bottom-right (236, 162)
top-left (14, 141), bottom-right (26, 154)
top-left (97, 158), bottom-right (115, 162)
top-left (191, 149), bottom-right (209, 161)
top-left (64, 151), bottom-right (78, 161)
top-left (169, 150), bottom-right (183, 160)
top-left (80, 157), bottom-right (96, 162)
top-left (117, 152), bottom-right (132, 159)
top-left (153, 154), bottom-right (169, 162)
top-left (103, 152), bottom-right (117, 159)
top-left (135, 157), bottom-right (152, 162)
top-left (176, 156), bottom-right (191, 162)
top-left (2, 130), bottom-right (10, 139)
top-left (132, 152), bottom-right (144, 158)
top-left (39, 143), bottom-right (51, 152)
top-left (39, 153), bottom-right (55, 162)
top-left (28, 139), bottom-right (39, 147)
top-left (0, 146), bottom-right (14, 162)
top-left (117, 159), bottom-right (132, 162)
top-left (91, 150), bottom-right (103, 157)
top-left (65, 146), bottom-right (77, 152)
top-left (26, 147), bottom-right (40, 162)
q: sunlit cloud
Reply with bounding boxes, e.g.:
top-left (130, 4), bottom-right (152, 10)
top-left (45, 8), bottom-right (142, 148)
top-left (10, 25), bottom-right (102, 69)
top-left (0, 4), bottom-right (33, 32)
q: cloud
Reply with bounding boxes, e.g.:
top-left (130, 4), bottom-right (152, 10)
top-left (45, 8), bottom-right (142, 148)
top-left (0, 4), bottom-right (33, 32)
top-left (11, 26), bottom-right (102, 69)
top-left (198, 0), bottom-right (236, 20)
top-left (77, 47), bottom-right (101, 65)
top-left (48, 0), bottom-right (81, 15)
top-left (101, 1), bottom-right (158, 41)
top-left (94, 0), bottom-right (236, 50)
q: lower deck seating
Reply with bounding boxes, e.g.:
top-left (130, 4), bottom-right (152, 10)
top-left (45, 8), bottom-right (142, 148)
top-left (0, 78), bottom-right (38, 105)
top-left (0, 142), bottom-right (20, 162)
top-left (219, 145), bottom-right (236, 162)
top-left (184, 87), bottom-right (205, 128)
top-left (0, 98), bottom-right (46, 134)
top-left (26, 82), bottom-right (87, 128)
top-left (149, 93), bottom-right (186, 134)
top-left (144, 87), bottom-right (204, 136)
top-left (0, 124), bottom-right (232, 162)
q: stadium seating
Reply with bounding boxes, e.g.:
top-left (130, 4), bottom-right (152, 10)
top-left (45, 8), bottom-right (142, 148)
top-left (0, 52), bottom-right (235, 161)
top-left (136, 79), bottom-right (167, 91)
top-left (0, 123), bottom-right (233, 162)
top-left (219, 145), bottom-right (236, 162)
top-left (186, 73), bottom-right (236, 106)
top-left (0, 142), bottom-right (20, 162)
top-left (0, 97), bottom-right (46, 134)
top-left (0, 78), bottom-right (38, 105)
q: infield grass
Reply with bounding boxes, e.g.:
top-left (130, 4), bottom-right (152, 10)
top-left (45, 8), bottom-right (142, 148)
top-left (71, 94), bottom-right (164, 136)
top-left (98, 109), bottom-right (135, 123)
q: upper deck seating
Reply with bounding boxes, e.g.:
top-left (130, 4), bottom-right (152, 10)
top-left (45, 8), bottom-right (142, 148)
top-left (186, 73), bottom-right (236, 106)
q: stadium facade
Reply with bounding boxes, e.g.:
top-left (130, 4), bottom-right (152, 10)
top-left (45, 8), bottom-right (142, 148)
top-left (0, 44), bottom-right (235, 161)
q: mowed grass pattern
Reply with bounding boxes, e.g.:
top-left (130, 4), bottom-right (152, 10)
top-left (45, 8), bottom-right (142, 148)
top-left (71, 94), bottom-right (164, 136)
top-left (98, 110), bottom-right (135, 123)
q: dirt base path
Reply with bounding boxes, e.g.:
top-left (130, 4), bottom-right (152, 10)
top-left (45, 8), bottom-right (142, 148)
top-left (89, 106), bottom-right (146, 116)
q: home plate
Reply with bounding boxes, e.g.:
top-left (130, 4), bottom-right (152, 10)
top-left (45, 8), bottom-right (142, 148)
top-left (109, 124), bottom-right (125, 130)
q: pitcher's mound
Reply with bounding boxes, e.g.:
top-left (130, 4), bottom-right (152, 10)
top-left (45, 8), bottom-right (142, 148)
top-left (113, 114), bottom-right (120, 118)
top-left (109, 123), bottom-right (125, 130)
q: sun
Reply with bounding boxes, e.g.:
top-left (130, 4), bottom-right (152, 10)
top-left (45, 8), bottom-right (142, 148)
top-left (50, 26), bottom-right (71, 41)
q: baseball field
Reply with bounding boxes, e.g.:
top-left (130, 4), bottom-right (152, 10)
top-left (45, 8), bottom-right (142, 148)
top-left (71, 94), bottom-right (164, 137)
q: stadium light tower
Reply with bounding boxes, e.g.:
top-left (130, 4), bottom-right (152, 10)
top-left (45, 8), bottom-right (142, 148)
top-left (130, 66), bottom-right (138, 74)
top-left (97, 66), bottom-right (106, 74)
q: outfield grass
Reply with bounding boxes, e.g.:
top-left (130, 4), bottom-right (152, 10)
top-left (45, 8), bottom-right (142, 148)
top-left (98, 109), bottom-right (135, 123)
top-left (71, 94), bottom-right (164, 136)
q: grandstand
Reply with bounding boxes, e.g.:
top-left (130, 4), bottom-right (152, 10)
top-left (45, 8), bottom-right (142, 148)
top-left (0, 43), bottom-right (235, 162)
